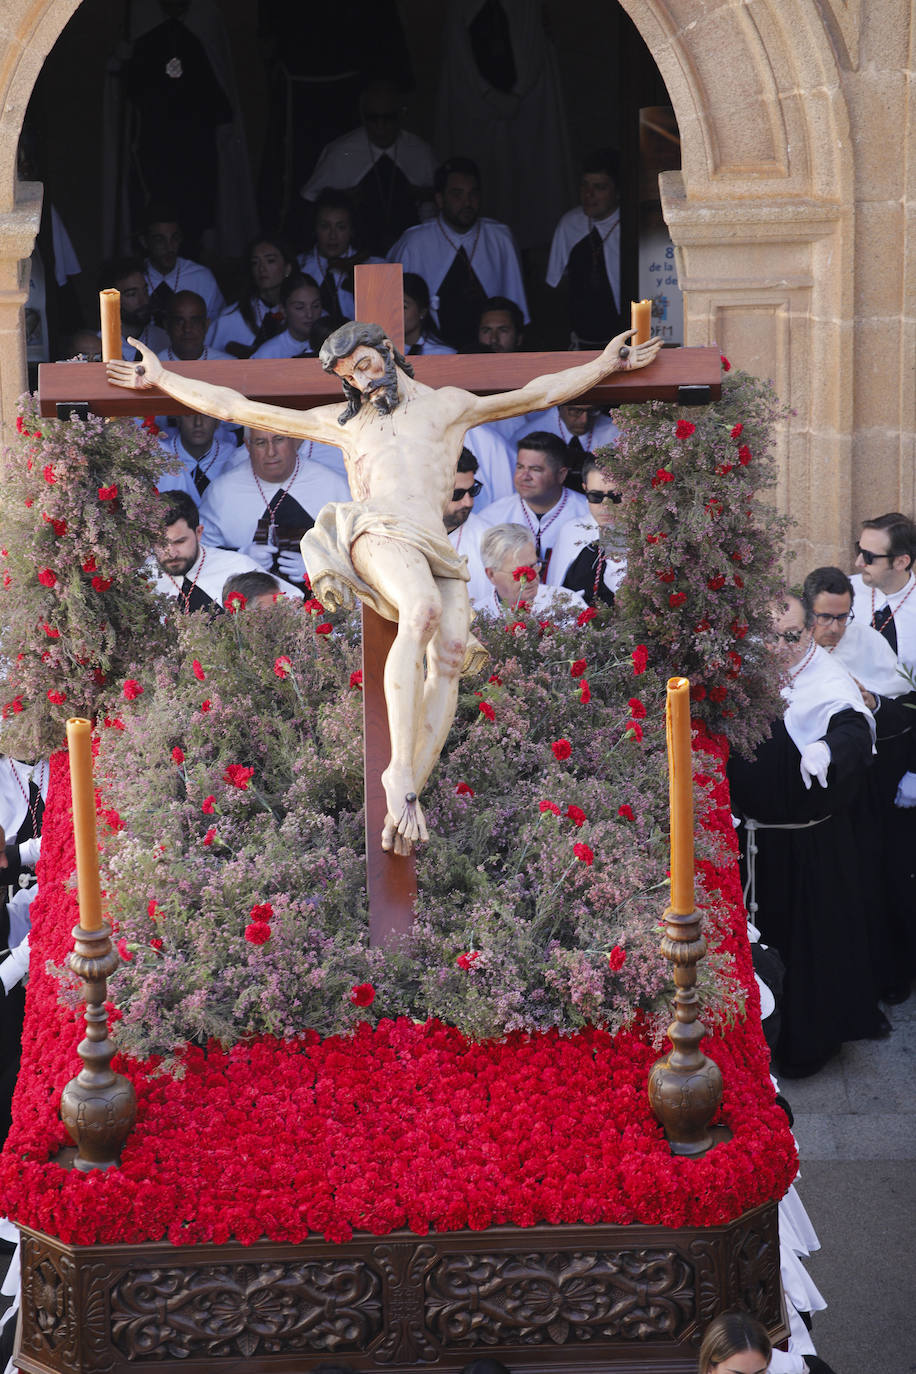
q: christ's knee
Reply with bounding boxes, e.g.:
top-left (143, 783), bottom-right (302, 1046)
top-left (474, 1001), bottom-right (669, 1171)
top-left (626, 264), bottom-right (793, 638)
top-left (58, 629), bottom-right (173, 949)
top-left (429, 635), bottom-right (465, 681)
top-left (401, 594), bottom-right (442, 643)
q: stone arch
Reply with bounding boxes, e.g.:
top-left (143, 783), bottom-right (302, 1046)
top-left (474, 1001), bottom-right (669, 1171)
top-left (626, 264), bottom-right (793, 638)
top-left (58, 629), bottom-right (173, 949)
top-left (0, 0), bottom-right (861, 566)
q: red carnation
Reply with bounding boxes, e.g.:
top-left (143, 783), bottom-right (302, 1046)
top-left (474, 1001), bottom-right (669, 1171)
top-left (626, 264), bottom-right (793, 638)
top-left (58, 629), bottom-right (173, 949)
top-left (223, 764), bottom-right (254, 789)
top-left (37, 568), bottom-right (57, 589)
top-left (50, 518), bottom-right (67, 537)
top-left (707, 575), bottom-right (725, 591)
top-left (92, 576), bottom-right (113, 592)
top-left (551, 738), bottom-right (572, 761)
top-left (716, 462), bottom-right (734, 476)
top-left (731, 423), bottom-right (744, 439)
top-left (566, 804), bottom-right (586, 828)
top-left (192, 659), bottom-right (205, 681)
top-left (171, 746), bottom-right (185, 765)
top-left (570, 658), bottom-right (587, 678)
top-left (15, 417), bottom-right (25, 434)
top-left (731, 619), bottom-right (749, 639)
top-left (668, 592), bottom-right (687, 608)
top-left (202, 796), bottom-right (215, 814)
top-left (147, 900), bottom-right (160, 921)
top-left (46, 690), bottom-right (67, 705)
top-left (274, 656), bottom-right (292, 679)
top-left (608, 944), bottom-right (627, 971)
top-left (150, 937), bottom-right (164, 951)
top-left (478, 700), bottom-right (495, 721)
top-left (675, 420), bottom-right (696, 439)
top-left (250, 902), bottom-right (274, 922)
top-left (576, 606), bottom-right (598, 626)
top-left (82, 556), bottom-right (97, 573)
top-left (455, 781), bottom-right (474, 796)
top-left (103, 716), bottom-right (125, 730)
top-left (123, 679), bottom-right (143, 700)
top-left (349, 670), bottom-right (363, 689)
top-left (103, 808), bottom-right (123, 831)
top-left (734, 574), bottom-right (744, 588)
top-left (203, 828), bottom-right (216, 846)
top-left (488, 672), bottom-right (502, 685)
top-left (720, 354), bottom-right (731, 371)
top-left (625, 720), bottom-right (644, 742)
top-left (617, 804), bottom-right (634, 821)
top-left (738, 444), bottom-right (752, 466)
top-left (349, 982), bottom-right (375, 1007)
top-left (304, 597), bottom-right (325, 615)
top-left (42, 624), bottom-right (60, 639)
top-left (651, 467), bottom-right (674, 487)
top-left (42, 465), bottom-right (56, 484)
top-left (690, 684), bottom-right (707, 701)
top-left (245, 922), bottom-right (271, 946)
top-left (507, 621), bottom-right (527, 636)
top-left (456, 951), bottom-right (480, 970)
top-left (628, 698), bottom-right (647, 719)
top-left (141, 415), bottom-right (160, 433)
top-left (578, 679), bottom-right (591, 704)
top-left (315, 623), bottom-right (333, 635)
top-left (116, 937), bottom-right (134, 961)
top-left (225, 591), bottom-right (246, 614)
top-left (573, 841), bottom-right (594, 866)
top-left (98, 485), bottom-right (118, 501)
top-left (201, 700), bottom-right (212, 712)
top-left (656, 568), bottom-right (676, 583)
top-left (631, 645), bottom-right (648, 675)
top-left (539, 800), bottom-right (561, 815)
top-left (512, 565), bottom-right (538, 583)
top-left (709, 685), bottom-right (728, 703)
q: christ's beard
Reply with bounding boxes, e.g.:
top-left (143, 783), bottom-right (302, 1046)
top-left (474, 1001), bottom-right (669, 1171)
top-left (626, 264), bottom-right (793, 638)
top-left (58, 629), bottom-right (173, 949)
top-left (363, 351), bottom-right (401, 415)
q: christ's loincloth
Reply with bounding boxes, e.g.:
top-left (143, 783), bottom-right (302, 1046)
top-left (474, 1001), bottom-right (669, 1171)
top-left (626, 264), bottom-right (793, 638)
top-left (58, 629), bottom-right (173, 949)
top-left (302, 502), bottom-right (486, 674)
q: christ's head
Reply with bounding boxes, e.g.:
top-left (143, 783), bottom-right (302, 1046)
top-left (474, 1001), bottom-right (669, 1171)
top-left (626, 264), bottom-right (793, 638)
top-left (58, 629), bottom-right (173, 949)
top-left (319, 321), bottom-right (414, 424)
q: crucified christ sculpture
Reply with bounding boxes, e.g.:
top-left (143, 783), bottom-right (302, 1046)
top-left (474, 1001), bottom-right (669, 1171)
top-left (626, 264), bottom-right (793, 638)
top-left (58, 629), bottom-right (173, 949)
top-left (107, 322), bottom-right (661, 855)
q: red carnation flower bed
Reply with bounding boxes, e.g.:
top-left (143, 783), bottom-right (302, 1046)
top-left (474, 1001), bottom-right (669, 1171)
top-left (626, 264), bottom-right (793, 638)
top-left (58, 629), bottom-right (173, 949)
top-left (0, 737), bottom-right (796, 1247)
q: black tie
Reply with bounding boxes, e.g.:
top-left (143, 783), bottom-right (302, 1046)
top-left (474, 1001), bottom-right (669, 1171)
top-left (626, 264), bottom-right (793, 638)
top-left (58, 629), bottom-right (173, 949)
top-left (409, 341), bottom-right (424, 355)
top-left (148, 280), bottom-right (174, 324)
top-left (191, 466), bottom-right (209, 496)
top-left (872, 604), bottom-right (898, 652)
top-left (319, 269), bottom-right (341, 320)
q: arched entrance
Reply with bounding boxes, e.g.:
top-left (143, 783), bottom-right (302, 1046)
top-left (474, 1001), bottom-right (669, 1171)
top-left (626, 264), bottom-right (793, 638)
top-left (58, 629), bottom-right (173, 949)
top-left (0, 0), bottom-right (862, 565)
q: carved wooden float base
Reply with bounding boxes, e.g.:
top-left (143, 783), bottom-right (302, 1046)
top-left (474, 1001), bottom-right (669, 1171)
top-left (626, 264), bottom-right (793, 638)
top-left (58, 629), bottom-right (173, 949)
top-left (15, 1202), bottom-right (786, 1374)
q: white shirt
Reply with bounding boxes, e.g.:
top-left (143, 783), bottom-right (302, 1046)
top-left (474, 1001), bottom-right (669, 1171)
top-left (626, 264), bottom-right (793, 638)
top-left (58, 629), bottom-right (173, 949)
top-left (477, 489), bottom-right (590, 568)
top-left (145, 256), bottom-right (225, 321)
top-left (298, 249), bottom-right (380, 322)
top-left (510, 406), bottom-right (620, 454)
top-left (0, 758), bottom-right (49, 840)
top-left (252, 328), bottom-right (317, 361)
top-left (200, 452), bottom-right (350, 551)
top-left (827, 619), bottom-right (908, 699)
top-left (546, 205), bottom-right (621, 309)
top-left (150, 545), bottom-right (302, 609)
top-left (851, 571), bottom-right (916, 676)
top-left (448, 513), bottom-right (490, 612)
top-left (301, 127), bottom-right (438, 201)
top-left (479, 582), bottom-right (586, 619)
top-left (546, 513), bottom-right (627, 595)
top-left (388, 217), bottom-right (529, 324)
top-left (157, 432), bottom-right (244, 491)
top-left (462, 423), bottom-right (516, 511)
top-left (208, 298), bottom-right (280, 353)
top-left (408, 333), bottom-right (456, 356)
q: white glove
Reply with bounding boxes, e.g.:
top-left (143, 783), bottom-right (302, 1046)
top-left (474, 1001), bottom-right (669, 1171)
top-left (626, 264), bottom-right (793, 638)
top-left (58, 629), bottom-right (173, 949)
top-left (18, 836), bottom-right (41, 868)
top-left (239, 537), bottom-right (276, 571)
top-left (0, 935), bottom-right (29, 994)
top-left (277, 548), bottom-right (307, 583)
top-left (894, 771), bottom-right (916, 808)
top-left (800, 740), bottom-right (831, 789)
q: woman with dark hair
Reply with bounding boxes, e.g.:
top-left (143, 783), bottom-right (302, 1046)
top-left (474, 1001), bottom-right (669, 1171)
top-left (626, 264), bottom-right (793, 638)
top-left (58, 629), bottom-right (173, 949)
top-left (209, 235), bottom-right (294, 358)
top-left (402, 271), bottom-right (455, 356)
top-left (252, 273), bottom-right (324, 358)
top-left (698, 1313), bottom-right (771, 1373)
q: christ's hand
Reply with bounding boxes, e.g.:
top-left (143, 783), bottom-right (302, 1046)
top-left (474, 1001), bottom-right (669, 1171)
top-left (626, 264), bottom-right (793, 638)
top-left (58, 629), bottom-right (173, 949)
top-left (105, 339), bottom-right (165, 392)
top-left (602, 329), bottom-right (663, 373)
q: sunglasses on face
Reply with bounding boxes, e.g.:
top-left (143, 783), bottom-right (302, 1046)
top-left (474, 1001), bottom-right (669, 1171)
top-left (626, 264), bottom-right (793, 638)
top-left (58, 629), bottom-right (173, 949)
top-left (775, 628), bottom-right (805, 645)
top-left (855, 543), bottom-right (892, 565)
top-left (585, 490), bottom-right (622, 505)
top-left (452, 480), bottom-right (483, 501)
top-left (813, 609), bottom-right (854, 626)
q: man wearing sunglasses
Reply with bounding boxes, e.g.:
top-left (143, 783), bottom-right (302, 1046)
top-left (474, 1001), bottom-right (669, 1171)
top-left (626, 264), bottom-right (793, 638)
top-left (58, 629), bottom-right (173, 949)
top-left (478, 431), bottom-right (588, 578)
top-left (546, 458), bottom-right (625, 608)
top-left (444, 450), bottom-right (490, 611)
top-left (728, 593), bottom-right (888, 1078)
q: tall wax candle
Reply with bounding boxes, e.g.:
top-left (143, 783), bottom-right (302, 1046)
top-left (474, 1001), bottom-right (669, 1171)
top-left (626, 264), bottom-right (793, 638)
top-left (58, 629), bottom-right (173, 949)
top-left (631, 298), bottom-right (652, 345)
top-left (66, 718), bottom-right (104, 931)
top-left (100, 289), bottom-right (121, 363)
top-left (665, 677), bottom-right (695, 914)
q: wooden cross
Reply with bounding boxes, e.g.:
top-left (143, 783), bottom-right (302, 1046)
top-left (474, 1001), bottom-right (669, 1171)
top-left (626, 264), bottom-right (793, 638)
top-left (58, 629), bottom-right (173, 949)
top-left (38, 263), bottom-right (722, 947)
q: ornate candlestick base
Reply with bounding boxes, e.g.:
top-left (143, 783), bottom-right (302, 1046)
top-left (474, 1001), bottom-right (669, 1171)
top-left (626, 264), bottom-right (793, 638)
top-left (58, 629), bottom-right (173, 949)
top-left (647, 906), bottom-right (730, 1157)
top-left (59, 921), bottom-right (136, 1172)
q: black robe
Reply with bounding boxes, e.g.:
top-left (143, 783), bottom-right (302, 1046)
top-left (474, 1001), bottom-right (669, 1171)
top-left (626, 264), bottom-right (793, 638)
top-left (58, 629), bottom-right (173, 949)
top-left (728, 707), bottom-right (884, 1076)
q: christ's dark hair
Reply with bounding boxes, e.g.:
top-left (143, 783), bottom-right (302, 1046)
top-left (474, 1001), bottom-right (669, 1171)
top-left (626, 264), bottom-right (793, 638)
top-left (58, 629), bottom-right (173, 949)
top-left (319, 321), bottom-right (414, 424)
top-left (802, 565), bottom-right (853, 609)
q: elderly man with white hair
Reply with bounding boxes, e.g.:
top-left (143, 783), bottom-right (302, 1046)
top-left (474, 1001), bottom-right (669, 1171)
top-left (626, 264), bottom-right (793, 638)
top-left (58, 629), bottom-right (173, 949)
top-left (478, 523), bottom-right (585, 618)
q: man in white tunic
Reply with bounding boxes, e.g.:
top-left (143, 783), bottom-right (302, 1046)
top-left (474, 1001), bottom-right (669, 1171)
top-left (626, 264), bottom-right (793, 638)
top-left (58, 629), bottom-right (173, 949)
top-left (547, 149), bottom-right (623, 349)
top-left (547, 457), bottom-right (626, 608)
top-left (157, 412), bottom-right (242, 497)
top-left (151, 490), bottom-right (286, 613)
top-left (445, 451), bottom-right (491, 611)
top-left (479, 431), bottom-right (588, 577)
top-left (199, 430), bottom-right (349, 590)
top-left (388, 158), bottom-right (528, 352)
top-left (141, 207), bottom-right (224, 323)
top-left (478, 524), bottom-right (585, 619)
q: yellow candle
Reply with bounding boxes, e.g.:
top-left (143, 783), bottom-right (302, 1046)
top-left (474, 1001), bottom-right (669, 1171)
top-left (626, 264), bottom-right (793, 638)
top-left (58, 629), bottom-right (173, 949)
top-left (66, 718), bottom-right (104, 931)
top-left (100, 289), bottom-right (121, 363)
top-left (666, 677), bottom-right (695, 914)
top-left (631, 298), bottom-right (652, 345)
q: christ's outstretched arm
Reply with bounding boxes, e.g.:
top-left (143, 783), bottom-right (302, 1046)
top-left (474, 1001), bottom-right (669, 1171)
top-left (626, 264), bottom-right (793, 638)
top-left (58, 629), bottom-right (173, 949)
top-left (106, 340), bottom-right (347, 448)
top-left (457, 330), bottom-right (663, 428)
